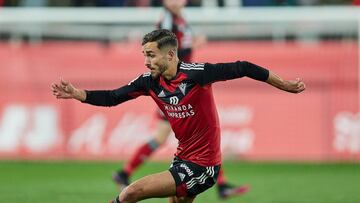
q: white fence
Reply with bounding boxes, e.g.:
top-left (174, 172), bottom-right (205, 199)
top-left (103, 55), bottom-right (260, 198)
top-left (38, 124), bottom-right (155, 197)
top-left (0, 6), bottom-right (359, 109)
top-left (0, 6), bottom-right (359, 40)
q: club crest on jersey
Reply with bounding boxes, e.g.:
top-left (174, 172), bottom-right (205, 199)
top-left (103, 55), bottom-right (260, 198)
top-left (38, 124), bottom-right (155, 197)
top-left (179, 83), bottom-right (187, 95)
top-left (158, 90), bottom-right (166, 98)
top-left (169, 96), bottom-right (179, 105)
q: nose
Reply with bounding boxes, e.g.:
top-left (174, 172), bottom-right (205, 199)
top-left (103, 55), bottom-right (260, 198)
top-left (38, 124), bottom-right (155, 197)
top-left (144, 57), bottom-right (150, 68)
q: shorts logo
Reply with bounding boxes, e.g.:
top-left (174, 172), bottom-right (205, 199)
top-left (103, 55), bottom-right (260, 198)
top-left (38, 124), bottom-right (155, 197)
top-left (178, 172), bottom-right (186, 181)
top-left (180, 163), bottom-right (194, 176)
top-left (169, 96), bottom-right (179, 105)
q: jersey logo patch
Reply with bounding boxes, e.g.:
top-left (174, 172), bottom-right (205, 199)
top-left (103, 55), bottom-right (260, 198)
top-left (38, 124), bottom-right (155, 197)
top-left (178, 172), bottom-right (186, 181)
top-left (179, 83), bottom-right (187, 95)
top-left (158, 90), bottom-right (166, 98)
top-left (169, 96), bottom-right (179, 105)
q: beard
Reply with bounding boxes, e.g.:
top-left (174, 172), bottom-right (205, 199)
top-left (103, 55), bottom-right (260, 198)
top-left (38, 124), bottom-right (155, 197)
top-left (151, 63), bottom-right (167, 79)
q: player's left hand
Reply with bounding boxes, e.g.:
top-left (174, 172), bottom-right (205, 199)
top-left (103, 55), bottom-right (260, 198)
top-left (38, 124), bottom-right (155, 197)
top-left (284, 78), bottom-right (306, 93)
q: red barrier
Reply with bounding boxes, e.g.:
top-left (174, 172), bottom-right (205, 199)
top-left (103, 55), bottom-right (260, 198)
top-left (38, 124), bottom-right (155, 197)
top-left (0, 41), bottom-right (358, 161)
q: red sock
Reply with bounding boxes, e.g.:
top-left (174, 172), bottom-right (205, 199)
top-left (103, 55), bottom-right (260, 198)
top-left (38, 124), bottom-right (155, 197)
top-left (217, 168), bottom-right (226, 185)
top-left (123, 140), bottom-right (158, 175)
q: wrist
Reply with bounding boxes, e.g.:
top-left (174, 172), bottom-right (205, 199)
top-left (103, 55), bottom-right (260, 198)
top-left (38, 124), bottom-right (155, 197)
top-left (74, 89), bottom-right (86, 101)
top-left (281, 80), bottom-right (289, 91)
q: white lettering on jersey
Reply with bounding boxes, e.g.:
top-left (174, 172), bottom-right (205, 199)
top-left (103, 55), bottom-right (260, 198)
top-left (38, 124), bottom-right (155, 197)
top-left (164, 104), bottom-right (195, 119)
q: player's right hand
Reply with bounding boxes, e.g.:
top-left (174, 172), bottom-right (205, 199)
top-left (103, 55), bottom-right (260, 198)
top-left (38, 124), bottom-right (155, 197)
top-left (51, 78), bottom-right (76, 99)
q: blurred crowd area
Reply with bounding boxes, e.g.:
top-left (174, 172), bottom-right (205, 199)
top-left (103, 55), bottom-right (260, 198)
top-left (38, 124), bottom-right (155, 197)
top-left (0, 0), bottom-right (359, 7)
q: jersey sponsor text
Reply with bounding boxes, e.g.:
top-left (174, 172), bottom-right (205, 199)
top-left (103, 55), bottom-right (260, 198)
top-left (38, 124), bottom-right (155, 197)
top-left (164, 103), bottom-right (195, 119)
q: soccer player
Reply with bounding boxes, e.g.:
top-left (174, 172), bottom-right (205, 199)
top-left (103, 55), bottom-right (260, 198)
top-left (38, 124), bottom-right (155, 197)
top-left (51, 29), bottom-right (305, 203)
top-left (112, 0), bottom-right (248, 199)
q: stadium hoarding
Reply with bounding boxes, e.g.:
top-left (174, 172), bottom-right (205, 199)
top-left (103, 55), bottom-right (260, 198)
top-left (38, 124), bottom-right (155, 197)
top-left (0, 41), bottom-right (358, 161)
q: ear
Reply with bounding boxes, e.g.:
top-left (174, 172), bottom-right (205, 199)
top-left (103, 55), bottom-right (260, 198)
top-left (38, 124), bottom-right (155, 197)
top-left (167, 48), bottom-right (176, 61)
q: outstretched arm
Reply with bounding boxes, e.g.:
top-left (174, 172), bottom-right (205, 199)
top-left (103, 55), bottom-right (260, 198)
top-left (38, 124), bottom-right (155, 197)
top-left (266, 71), bottom-right (306, 93)
top-left (195, 61), bottom-right (305, 94)
top-left (51, 79), bottom-right (86, 101)
top-left (51, 74), bottom-right (150, 107)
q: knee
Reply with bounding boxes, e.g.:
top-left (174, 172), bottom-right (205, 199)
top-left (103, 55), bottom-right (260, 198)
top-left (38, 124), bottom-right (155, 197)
top-left (119, 185), bottom-right (143, 203)
top-left (154, 131), bottom-right (170, 145)
top-left (154, 136), bottom-right (167, 145)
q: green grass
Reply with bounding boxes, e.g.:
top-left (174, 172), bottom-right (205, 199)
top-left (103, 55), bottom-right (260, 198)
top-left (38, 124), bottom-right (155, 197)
top-left (0, 160), bottom-right (359, 203)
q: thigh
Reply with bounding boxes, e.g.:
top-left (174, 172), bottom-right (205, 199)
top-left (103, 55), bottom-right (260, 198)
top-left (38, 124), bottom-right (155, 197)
top-left (126, 170), bottom-right (176, 201)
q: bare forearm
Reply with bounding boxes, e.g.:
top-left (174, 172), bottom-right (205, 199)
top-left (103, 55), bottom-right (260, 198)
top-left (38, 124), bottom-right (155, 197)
top-left (266, 71), bottom-right (286, 90)
top-left (266, 71), bottom-right (305, 93)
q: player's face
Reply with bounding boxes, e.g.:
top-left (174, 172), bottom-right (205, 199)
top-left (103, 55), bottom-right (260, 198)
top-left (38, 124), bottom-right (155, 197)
top-left (142, 42), bottom-right (169, 79)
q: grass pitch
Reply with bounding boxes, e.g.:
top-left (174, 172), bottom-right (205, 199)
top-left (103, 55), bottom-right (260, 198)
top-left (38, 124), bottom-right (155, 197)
top-left (0, 160), bottom-right (359, 203)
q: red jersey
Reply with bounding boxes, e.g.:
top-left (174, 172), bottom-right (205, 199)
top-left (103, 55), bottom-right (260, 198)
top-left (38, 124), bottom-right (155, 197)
top-left (84, 61), bottom-right (269, 166)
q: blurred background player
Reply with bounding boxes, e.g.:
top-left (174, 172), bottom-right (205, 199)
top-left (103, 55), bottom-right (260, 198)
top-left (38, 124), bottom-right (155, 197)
top-left (112, 0), bottom-right (249, 199)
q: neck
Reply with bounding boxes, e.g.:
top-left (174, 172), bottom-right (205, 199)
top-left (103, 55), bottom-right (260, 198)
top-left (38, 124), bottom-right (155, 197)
top-left (167, 7), bottom-right (181, 17)
top-left (173, 9), bottom-right (181, 17)
top-left (162, 59), bottom-right (179, 80)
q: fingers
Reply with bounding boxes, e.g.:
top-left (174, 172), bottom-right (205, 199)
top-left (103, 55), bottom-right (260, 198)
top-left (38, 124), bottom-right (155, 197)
top-left (51, 83), bottom-right (61, 91)
top-left (287, 78), bottom-right (305, 93)
top-left (59, 78), bottom-right (69, 91)
top-left (51, 83), bottom-right (59, 93)
top-left (52, 90), bottom-right (71, 99)
top-left (61, 81), bottom-right (67, 90)
top-left (51, 83), bottom-right (63, 92)
top-left (51, 84), bottom-right (62, 98)
top-left (50, 83), bottom-right (69, 99)
top-left (51, 80), bottom-right (72, 99)
top-left (60, 78), bottom-right (68, 86)
top-left (295, 79), bottom-right (306, 93)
